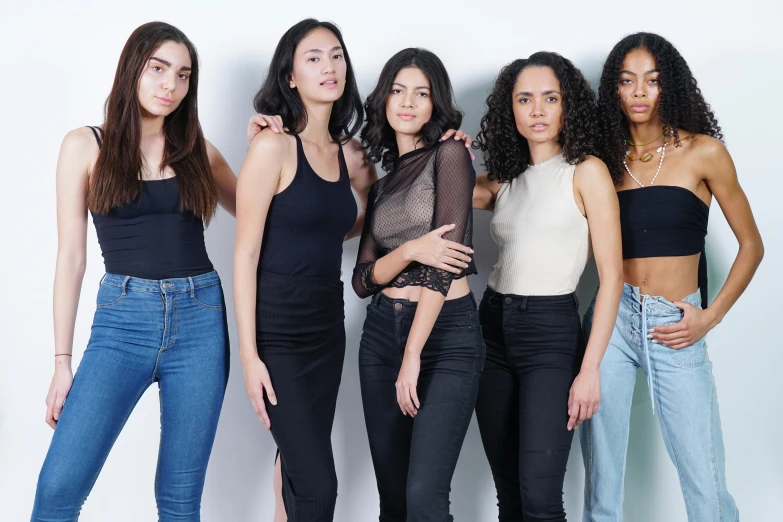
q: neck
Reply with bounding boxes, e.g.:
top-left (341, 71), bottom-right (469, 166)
top-left (627, 118), bottom-right (664, 152)
top-left (298, 100), bottom-right (334, 146)
top-left (528, 140), bottom-right (562, 165)
top-left (396, 133), bottom-right (421, 157)
top-left (141, 113), bottom-right (165, 139)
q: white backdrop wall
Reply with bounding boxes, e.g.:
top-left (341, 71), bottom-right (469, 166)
top-left (1, 1), bottom-right (780, 520)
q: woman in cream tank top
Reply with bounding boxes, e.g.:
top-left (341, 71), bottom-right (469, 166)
top-left (471, 52), bottom-right (624, 521)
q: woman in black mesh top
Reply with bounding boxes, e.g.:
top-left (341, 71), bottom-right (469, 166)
top-left (352, 48), bottom-right (484, 522)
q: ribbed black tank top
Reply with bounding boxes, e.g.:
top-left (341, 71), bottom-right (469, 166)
top-left (87, 126), bottom-right (213, 280)
top-left (258, 134), bottom-right (357, 278)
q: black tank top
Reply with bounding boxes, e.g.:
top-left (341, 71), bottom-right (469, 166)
top-left (618, 185), bottom-right (709, 308)
top-left (87, 126), bottom-right (214, 280)
top-left (258, 134), bottom-right (357, 278)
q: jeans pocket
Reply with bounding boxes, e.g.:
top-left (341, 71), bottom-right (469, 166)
top-left (96, 283), bottom-right (126, 308)
top-left (432, 312), bottom-right (473, 331)
top-left (669, 337), bottom-right (708, 368)
top-left (192, 283), bottom-right (225, 310)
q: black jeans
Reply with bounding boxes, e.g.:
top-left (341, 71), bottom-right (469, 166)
top-left (256, 271), bottom-right (346, 522)
top-left (474, 287), bottom-right (584, 522)
top-left (359, 291), bottom-right (485, 522)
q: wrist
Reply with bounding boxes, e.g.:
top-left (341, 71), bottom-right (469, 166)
top-left (54, 357), bottom-right (72, 372)
top-left (401, 241), bottom-right (413, 263)
top-left (579, 359), bottom-right (601, 374)
top-left (239, 348), bottom-right (260, 365)
top-left (706, 307), bottom-right (724, 329)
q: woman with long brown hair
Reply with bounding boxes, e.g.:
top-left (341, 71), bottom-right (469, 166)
top-left (31, 22), bottom-right (238, 521)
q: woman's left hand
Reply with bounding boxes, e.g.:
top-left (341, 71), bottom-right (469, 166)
top-left (440, 129), bottom-right (475, 160)
top-left (567, 368), bottom-right (601, 431)
top-left (396, 353), bottom-right (421, 417)
top-left (648, 301), bottom-right (714, 349)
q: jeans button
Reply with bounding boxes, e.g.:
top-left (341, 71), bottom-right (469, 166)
top-left (394, 303), bottom-right (403, 312)
top-left (504, 297), bottom-right (512, 305)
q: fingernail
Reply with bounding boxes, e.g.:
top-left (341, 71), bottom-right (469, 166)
top-left (648, 328), bottom-right (654, 333)
top-left (651, 339), bottom-right (658, 344)
top-left (647, 334), bottom-right (653, 339)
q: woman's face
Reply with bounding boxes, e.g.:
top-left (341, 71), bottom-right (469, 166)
top-left (289, 27), bottom-right (347, 105)
top-left (617, 47), bottom-right (661, 125)
top-left (512, 65), bottom-right (563, 145)
top-left (137, 40), bottom-right (192, 118)
top-left (385, 66), bottom-right (433, 138)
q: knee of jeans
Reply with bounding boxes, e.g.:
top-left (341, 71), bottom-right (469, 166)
top-left (34, 466), bottom-right (83, 510)
top-left (406, 478), bottom-right (446, 515)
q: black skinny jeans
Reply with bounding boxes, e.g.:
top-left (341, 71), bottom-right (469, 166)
top-left (359, 291), bottom-right (485, 522)
top-left (475, 288), bottom-right (584, 522)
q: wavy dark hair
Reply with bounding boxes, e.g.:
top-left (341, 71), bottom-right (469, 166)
top-left (598, 32), bottom-right (723, 184)
top-left (474, 51), bottom-right (597, 183)
top-left (361, 48), bottom-right (463, 172)
top-left (253, 19), bottom-right (363, 142)
top-left (89, 22), bottom-right (216, 223)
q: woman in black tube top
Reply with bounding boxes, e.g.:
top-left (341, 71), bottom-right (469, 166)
top-left (580, 32), bottom-right (764, 522)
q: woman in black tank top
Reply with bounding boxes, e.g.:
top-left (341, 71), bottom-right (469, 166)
top-left (580, 33), bottom-right (764, 521)
top-left (32, 23), bottom-right (240, 521)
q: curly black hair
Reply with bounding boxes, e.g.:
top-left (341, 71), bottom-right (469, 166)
top-left (598, 32), bottom-right (723, 185)
top-left (474, 51), bottom-right (597, 183)
top-left (361, 48), bottom-right (462, 172)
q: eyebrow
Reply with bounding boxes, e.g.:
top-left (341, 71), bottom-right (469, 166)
top-left (620, 68), bottom-right (659, 75)
top-left (516, 89), bottom-right (561, 97)
top-left (149, 57), bottom-right (192, 72)
top-left (393, 82), bottom-right (431, 90)
top-left (304, 46), bottom-right (343, 54)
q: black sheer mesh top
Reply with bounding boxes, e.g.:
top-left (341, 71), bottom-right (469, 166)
top-left (352, 139), bottom-right (476, 298)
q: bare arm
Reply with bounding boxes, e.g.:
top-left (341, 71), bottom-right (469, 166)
top-left (48, 128), bottom-right (94, 428)
top-left (233, 131), bottom-right (288, 429)
top-left (650, 138), bottom-right (764, 348)
top-left (206, 139), bottom-right (237, 217)
top-left (568, 157), bottom-right (624, 430)
top-left (344, 138), bottom-right (377, 240)
top-left (473, 173), bottom-right (502, 211)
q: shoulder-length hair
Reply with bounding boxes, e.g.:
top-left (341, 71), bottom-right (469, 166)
top-left (253, 18), bottom-right (363, 142)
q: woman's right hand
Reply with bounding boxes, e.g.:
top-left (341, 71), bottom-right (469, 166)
top-left (247, 114), bottom-right (286, 146)
top-left (45, 364), bottom-right (73, 429)
top-left (404, 224), bottom-right (474, 274)
top-left (241, 354), bottom-right (278, 430)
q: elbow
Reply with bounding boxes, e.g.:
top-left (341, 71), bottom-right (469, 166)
top-left (56, 251), bottom-right (86, 275)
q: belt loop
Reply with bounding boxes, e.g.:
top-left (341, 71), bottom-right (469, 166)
top-left (372, 292), bottom-right (380, 309)
top-left (520, 295), bottom-right (528, 312)
top-left (572, 293), bottom-right (579, 310)
top-left (121, 275), bottom-right (130, 296)
top-left (189, 276), bottom-right (195, 298)
top-left (99, 273), bottom-right (107, 285)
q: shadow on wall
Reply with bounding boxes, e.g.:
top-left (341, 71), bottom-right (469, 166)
top-left (200, 56), bottom-right (276, 522)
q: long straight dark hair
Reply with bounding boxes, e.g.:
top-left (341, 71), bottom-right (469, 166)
top-left (253, 18), bottom-right (363, 142)
top-left (89, 21), bottom-right (216, 223)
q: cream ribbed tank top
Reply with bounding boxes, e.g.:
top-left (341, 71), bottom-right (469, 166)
top-left (487, 153), bottom-right (589, 296)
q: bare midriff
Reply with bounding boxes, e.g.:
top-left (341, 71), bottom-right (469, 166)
top-left (381, 277), bottom-right (471, 303)
top-left (624, 253), bottom-right (700, 302)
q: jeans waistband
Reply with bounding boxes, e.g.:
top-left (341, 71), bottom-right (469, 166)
top-left (370, 291), bottom-right (477, 314)
top-left (483, 287), bottom-right (579, 312)
top-left (101, 270), bottom-right (221, 293)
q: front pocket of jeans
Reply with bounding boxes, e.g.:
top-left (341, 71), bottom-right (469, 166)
top-left (192, 283), bottom-right (225, 310)
top-left (669, 338), bottom-right (707, 368)
top-left (96, 283), bottom-right (126, 308)
top-left (432, 312), bottom-right (473, 331)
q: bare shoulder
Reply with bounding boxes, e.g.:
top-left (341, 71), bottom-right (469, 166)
top-left (248, 128), bottom-right (294, 158)
top-left (689, 134), bottom-right (730, 160)
top-left (574, 155), bottom-right (612, 186)
top-left (59, 127), bottom-right (100, 176)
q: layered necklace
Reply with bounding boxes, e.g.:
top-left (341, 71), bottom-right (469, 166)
top-left (623, 131), bottom-right (669, 188)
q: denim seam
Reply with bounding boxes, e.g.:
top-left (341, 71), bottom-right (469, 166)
top-left (710, 384), bottom-right (723, 522)
top-left (657, 385), bottom-right (687, 515)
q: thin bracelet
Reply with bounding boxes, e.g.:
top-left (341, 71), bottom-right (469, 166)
top-left (54, 354), bottom-right (72, 357)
